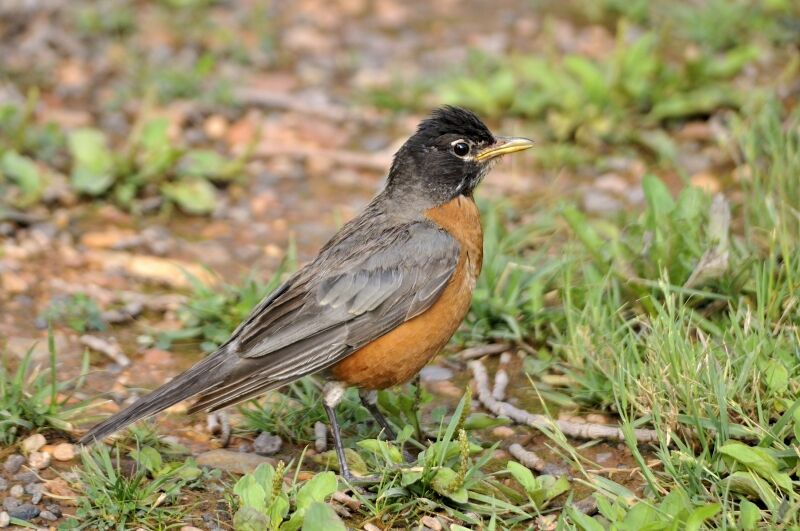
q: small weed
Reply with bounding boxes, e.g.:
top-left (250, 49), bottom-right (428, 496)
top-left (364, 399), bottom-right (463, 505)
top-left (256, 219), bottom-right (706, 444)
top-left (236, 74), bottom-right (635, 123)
top-left (0, 331), bottom-right (93, 445)
top-left (232, 460), bottom-right (345, 530)
top-left (65, 443), bottom-right (218, 530)
top-left (38, 294), bottom-right (106, 333)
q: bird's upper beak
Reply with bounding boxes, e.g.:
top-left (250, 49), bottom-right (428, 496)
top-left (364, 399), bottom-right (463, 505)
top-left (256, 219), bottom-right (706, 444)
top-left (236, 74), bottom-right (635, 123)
top-left (475, 136), bottom-right (535, 162)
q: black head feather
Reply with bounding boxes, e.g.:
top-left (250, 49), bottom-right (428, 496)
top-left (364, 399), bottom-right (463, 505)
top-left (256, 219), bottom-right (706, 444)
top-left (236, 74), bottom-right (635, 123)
top-left (386, 106), bottom-right (499, 206)
top-left (412, 106), bottom-right (495, 147)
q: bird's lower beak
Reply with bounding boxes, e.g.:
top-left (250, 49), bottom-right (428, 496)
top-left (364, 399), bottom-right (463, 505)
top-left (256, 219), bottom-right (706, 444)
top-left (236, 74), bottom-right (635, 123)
top-left (475, 136), bottom-right (535, 162)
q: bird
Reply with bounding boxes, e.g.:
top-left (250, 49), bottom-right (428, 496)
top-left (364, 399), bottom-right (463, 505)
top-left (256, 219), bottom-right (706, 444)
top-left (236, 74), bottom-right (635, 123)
top-left (79, 106), bottom-right (533, 481)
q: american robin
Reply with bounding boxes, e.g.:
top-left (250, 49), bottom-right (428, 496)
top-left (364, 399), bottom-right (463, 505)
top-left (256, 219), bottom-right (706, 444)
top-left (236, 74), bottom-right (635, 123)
top-left (80, 106), bottom-right (533, 481)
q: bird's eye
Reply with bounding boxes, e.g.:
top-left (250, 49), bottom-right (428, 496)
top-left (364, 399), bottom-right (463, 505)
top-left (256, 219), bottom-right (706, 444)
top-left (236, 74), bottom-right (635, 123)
top-left (453, 142), bottom-right (470, 157)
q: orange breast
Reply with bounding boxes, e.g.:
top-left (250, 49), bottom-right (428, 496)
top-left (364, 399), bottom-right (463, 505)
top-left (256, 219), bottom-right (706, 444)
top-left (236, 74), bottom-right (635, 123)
top-left (330, 195), bottom-right (483, 389)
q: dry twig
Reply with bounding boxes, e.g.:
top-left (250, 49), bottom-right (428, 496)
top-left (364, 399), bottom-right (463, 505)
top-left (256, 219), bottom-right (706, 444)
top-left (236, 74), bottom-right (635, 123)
top-left (79, 334), bottom-right (131, 368)
top-left (457, 343), bottom-right (510, 361)
top-left (469, 360), bottom-right (658, 443)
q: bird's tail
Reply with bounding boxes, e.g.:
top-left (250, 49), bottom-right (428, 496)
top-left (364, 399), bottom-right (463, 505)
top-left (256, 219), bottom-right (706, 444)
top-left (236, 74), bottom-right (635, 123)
top-left (79, 349), bottom-right (236, 444)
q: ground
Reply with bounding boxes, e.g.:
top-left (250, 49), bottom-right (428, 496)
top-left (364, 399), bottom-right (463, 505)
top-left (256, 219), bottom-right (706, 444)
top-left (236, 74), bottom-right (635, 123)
top-left (1, 0), bottom-right (799, 529)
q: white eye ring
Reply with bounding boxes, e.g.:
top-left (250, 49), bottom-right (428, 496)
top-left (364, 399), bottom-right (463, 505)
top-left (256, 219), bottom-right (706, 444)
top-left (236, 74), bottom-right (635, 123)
top-left (451, 139), bottom-right (470, 157)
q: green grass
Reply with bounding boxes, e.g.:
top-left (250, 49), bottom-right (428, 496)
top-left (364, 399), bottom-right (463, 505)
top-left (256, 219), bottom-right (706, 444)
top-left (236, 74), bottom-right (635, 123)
top-left (0, 332), bottom-right (93, 445)
top-left (64, 443), bottom-right (218, 530)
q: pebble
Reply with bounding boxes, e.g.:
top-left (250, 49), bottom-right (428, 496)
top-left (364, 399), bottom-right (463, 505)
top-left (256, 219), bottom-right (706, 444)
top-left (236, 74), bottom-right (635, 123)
top-left (52, 443), bottom-right (77, 462)
top-left (45, 504), bottom-right (62, 518)
top-left (196, 449), bottom-right (276, 475)
top-left (39, 510), bottom-right (58, 521)
top-left (252, 432), bottom-right (282, 456)
top-left (3, 455), bottom-right (24, 474)
top-left (21, 434), bottom-right (46, 454)
top-left (0, 478), bottom-right (6, 492)
top-left (24, 483), bottom-right (42, 504)
top-left (8, 486), bottom-right (22, 498)
top-left (420, 516), bottom-right (442, 531)
top-left (12, 472), bottom-right (37, 484)
top-left (491, 426), bottom-right (515, 438)
top-left (2, 498), bottom-right (19, 511)
top-left (27, 451), bottom-right (51, 470)
top-left (0, 511), bottom-right (7, 528)
top-left (8, 503), bottom-right (39, 521)
top-left (419, 365), bottom-right (454, 382)
top-left (180, 526), bottom-right (205, 531)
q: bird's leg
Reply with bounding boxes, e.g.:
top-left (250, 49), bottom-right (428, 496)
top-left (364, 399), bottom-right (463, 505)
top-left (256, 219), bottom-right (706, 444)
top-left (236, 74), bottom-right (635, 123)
top-left (323, 382), bottom-right (355, 483)
top-left (359, 390), bottom-right (396, 440)
top-left (360, 389), bottom-right (417, 464)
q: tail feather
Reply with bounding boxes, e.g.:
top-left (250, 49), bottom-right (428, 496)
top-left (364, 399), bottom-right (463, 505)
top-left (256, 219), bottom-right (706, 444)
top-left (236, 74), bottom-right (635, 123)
top-left (79, 349), bottom-right (236, 444)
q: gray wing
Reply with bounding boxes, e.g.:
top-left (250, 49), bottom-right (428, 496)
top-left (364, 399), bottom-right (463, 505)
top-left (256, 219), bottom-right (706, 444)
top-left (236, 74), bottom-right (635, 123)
top-left (188, 221), bottom-right (460, 412)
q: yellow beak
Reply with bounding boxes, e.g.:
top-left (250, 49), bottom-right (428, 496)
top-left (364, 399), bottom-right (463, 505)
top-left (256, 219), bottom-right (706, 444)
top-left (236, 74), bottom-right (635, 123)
top-left (475, 136), bottom-right (535, 162)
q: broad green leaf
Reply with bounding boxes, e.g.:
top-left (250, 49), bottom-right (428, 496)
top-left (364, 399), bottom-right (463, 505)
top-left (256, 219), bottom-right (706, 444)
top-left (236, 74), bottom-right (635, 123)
top-left (431, 467), bottom-right (468, 503)
top-left (68, 128), bottom-right (115, 195)
top-left (253, 462), bottom-right (276, 493)
top-left (621, 502), bottom-right (658, 528)
top-left (506, 461), bottom-right (537, 493)
top-left (161, 178), bottom-right (217, 214)
top-left (131, 446), bottom-right (162, 474)
top-left (738, 499), bottom-right (760, 530)
top-left (356, 439), bottom-right (402, 463)
top-left (234, 507), bottom-right (270, 531)
top-left (764, 360), bottom-right (789, 393)
top-left (301, 502), bottom-right (346, 531)
top-left (234, 474), bottom-right (267, 512)
top-left (295, 471), bottom-right (337, 511)
top-left (567, 506), bottom-right (605, 531)
top-left (313, 448), bottom-right (369, 477)
top-left (180, 149), bottom-right (231, 180)
top-left (719, 441), bottom-right (791, 490)
top-left (685, 503), bottom-right (721, 531)
top-left (1, 151), bottom-right (43, 206)
top-left (719, 472), bottom-right (779, 510)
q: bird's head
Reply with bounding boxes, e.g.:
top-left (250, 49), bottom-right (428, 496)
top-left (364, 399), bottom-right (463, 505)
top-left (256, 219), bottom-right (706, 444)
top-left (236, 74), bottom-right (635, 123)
top-left (387, 106), bottom-right (533, 205)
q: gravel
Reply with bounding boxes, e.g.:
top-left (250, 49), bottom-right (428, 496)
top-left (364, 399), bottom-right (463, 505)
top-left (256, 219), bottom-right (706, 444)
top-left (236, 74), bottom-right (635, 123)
top-left (3, 455), bottom-right (24, 475)
top-left (7, 503), bottom-right (39, 521)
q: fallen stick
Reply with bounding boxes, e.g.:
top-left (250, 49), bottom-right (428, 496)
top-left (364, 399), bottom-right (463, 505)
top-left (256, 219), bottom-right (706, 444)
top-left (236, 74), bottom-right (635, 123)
top-left (508, 443), bottom-right (547, 472)
top-left (469, 360), bottom-right (658, 443)
top-left (457, 343), bottom-right (510, 361)
top-left (79, 335), bottom-right (131, 368)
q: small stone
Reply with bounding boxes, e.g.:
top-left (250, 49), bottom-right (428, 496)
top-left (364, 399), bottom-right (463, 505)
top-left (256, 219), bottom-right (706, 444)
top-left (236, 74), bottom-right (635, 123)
top-left (39, 510), bottom-right (58, 521)
top-left (491, 426), bottom-right (515, 438)
top-left (3, 455), bottom-right (23, 475)
top-left (419, 365), bottom-right (454, 382)
top-left (2, 498), bottom-right (19, 511)
top-left (0, 478), bottom-right (6, 492)
top-left (586, 413), bottom-right (610, 424)
top-left (45, 504), bottom-right (62, 518)
top-left (180, 526), bottom-right (205, 531)
top-left (420, 515), bottom-right (442, 531)
top-left (21, 434), bottom-right (46, 454)
top-left (595, 452), bottom-right (613, 464)
top-left (0, 511), bottom-right (8, 528)
top-left (252, 432), bottom-right (282, 456)
top-left (8, 503), bottom-right (39, 521)
top-left (196, 449), bottom-right (276, 475)
top-left (52, 443), bottom-right (77, 462)
top-left (8, 486), bottom-right (23, 498)
top-left (24, 483), bottom-right (42, 504)
top-left (12, 472), bottom-right (36, 484)
top-left (27, 451), bottom-right (50, 470)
